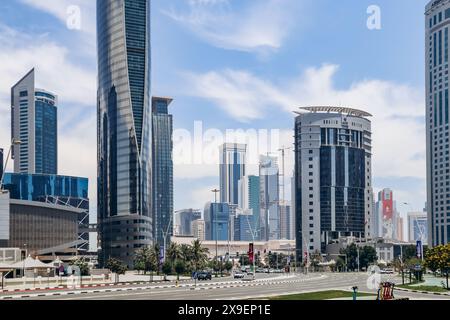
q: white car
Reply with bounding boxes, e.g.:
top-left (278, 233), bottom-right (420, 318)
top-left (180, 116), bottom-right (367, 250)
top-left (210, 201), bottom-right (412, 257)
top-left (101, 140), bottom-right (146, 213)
top-left (233, 272), bottom-right (245, 279)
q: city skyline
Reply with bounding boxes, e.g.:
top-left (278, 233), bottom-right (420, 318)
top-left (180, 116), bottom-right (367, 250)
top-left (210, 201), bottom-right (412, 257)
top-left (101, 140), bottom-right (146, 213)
top-left (0, 0), bottom-right (428, 219)
top-left (0, 0), bottom-right (450, 305)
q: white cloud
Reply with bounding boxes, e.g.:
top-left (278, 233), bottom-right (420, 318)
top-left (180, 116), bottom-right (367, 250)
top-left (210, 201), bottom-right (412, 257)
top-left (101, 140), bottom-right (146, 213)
top-left (182, 64), bottom-right (426, 182)
top-left (19, 0), bottom-right (96, 35)
top-left (163, 0), bottom-right (301, 52)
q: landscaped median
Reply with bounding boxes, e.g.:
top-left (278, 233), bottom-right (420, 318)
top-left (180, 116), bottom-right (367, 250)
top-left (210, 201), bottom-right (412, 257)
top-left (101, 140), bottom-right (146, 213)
top-left (397, 283), bottom-right (450, 296)
top-left (256, 290), bottom-right (376, 300)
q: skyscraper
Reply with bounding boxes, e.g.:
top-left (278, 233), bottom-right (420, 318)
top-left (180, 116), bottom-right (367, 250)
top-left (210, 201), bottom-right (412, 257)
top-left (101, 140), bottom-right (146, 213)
top-left (426, 0), bottom-right (450, 247)
top-left (220, 143), bottom-right (246, 205)
top-left (97, 0), bottom-right (152, 267)
top-left (11, 69), bottom-right (57, 175)
top-left (374, 188), bottom-right (397, 239)
top-left (395, 216), bottom-right (404, 242)
top-left (204, 202), bottom-right (231, 241)
top-left (408, 211), bottom-right (428, 243)
top-left (174, 209), bottom-right (201, 236)
top-left (238, 175), bottom-right (260, 239)
top-left (279, 201), bottom-right (292, 240)
top-left (259, 155), bottom-right (280, 241)
top-left (294, 107), bottom-right (373, 261)
top-left (152, 97), bottom-right (174, 248)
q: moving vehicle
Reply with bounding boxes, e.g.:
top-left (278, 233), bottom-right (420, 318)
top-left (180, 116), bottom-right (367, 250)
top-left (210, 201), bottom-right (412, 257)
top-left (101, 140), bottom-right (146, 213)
top-left (196, 271), bottom-right (212, 280)
top-left (233, 271), bottom-right (245, 279)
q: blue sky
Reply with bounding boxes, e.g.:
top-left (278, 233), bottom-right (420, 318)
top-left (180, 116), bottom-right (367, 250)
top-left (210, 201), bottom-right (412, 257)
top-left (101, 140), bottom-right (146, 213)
top-left (0, 1), bottom-right (429, 233)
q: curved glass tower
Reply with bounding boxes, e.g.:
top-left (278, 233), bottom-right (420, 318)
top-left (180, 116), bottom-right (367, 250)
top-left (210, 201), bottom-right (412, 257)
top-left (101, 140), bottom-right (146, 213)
top-left (294, 107), bottom-right (373, 261)
top-left (97, 0), bottom-right (152, 268)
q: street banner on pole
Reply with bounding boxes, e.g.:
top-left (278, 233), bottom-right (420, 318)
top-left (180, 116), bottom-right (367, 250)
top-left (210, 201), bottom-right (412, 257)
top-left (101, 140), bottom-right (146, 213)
top-left (248, 243), bottom-right (254, 264)
top-left (416, 240), bottom-right (423, 260)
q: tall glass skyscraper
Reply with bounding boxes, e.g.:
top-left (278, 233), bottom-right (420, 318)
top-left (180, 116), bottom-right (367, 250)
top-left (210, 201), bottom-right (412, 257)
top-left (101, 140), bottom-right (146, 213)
top-left (259, 155), bottom-right (280, 241)
top-left (238, 175), bottom-right (260, 239)
top-left (11, 69), bottom-right (58, 175)
top-left (220, 143), bottom-right (247, 205)
top-left (152, 97), bottom-right (173, 248)
top-left (425, 0), bottom-right (450, 247)
top-left (97, 0), bottom-right (152, 267)
top-left (204, 202), bottom-right (231, 241)
top-left (294, 107), bottom-right (373, 261)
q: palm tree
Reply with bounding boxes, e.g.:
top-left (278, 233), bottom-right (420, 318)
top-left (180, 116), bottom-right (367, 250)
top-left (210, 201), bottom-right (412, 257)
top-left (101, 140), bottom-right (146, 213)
top-left (191, 240), bottom-right (209, 272)
top-left (167, 242), bottom-right (181, 267)
top-left (134, 246), bottom-right (152, 275)
top-left (149, 243), bottom-right (161, 277)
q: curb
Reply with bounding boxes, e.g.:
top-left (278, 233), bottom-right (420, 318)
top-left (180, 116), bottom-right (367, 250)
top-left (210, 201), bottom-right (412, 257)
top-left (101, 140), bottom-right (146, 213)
top-left (396, 287), bottom-right (450, 296)
top-left (0, 275), bottom-right (322, 300)
top-left (0, 279), bottom-right (193, 293)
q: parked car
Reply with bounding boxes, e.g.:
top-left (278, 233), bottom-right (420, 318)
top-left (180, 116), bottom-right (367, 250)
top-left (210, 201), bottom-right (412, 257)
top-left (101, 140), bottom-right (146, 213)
top-left (233, 272), bottom-right (245, 279)
top-left (256, 268), bottom-right (265, 273)
top-left (381, 268), bottom-right (394, 274)
top-left (196, 271), bottom-right (212, 281)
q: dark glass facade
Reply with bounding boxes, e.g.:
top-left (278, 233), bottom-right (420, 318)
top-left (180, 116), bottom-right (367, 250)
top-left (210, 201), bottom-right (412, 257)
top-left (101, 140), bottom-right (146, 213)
top-left (34, 91), bottom-right (57, 174)
top-left (295, 109), bottom-right (372, 262)
top-left (97, 0), bottom-right (152, 268)
top-left (2, 173), bottom-right (88, 208)
top-left (152, 97), bottom-right (174, 248)
top-left (204, 203), bottom-right (230, 241)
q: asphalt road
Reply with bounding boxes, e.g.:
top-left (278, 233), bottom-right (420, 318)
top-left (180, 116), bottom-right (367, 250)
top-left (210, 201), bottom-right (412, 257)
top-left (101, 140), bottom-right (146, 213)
top-left (2, 273), bottom-right (449, 300)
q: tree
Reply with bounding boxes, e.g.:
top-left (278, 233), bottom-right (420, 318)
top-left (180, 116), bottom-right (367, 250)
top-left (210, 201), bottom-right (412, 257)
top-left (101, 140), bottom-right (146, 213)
top-left (191, 240), bottom-right (209, 272)
top-left (71, 258), bottom-right (90, 276)
top-left (175, 260), bottom-right (186, 280)
top-left (162, 261), bottom-right (173, 280)
top-left (167, 242), bottom-right (181, 267)
top-left (106, 258), bottom-right (127, 283)
top-left (180, 244), bottom-right (193, 271)
top-left (134, 246), bottom-right (155, 275)
top-left (340, 244), bottom-right (358, 271)
top-left (425, 244), bottom-right (450, 275)
top-left (150, 243), bottom-right (162, 275)
top-left (224, 261), bottom-right (233, 272)
top-left (359, 246), bottom-right (378, 270)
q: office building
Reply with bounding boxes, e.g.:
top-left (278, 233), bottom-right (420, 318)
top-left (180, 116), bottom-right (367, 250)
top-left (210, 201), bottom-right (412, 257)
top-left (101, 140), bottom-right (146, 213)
top-left (174, 209), bottom-right (202, 236)
top-left (152, 97), bottom-right (174, 248)
top-left (374, 189), bottom-right (398, 239)
top-left (238, 175), bottom-right (260, 239)
top-left (192, 220), bottom-right (205, 241)
top-left (220, 143), bottom-right (246, 205)
top-left (97, 0), bottom-right (153, 267)
top-left (11, 69), bottom-right (57, 174)
top-left (395, 216), bottom-right (404, 242)
top-left (259, 155), bottom-right (280, 241)
top-left (425, 0), bottom-right (450, 246)
top-left (279, 201), bottom-right (292, 240)
top-left (233, 209), bottom-right (255, 242)
top-left (294, 107), bottom-right (373, 261)
top-left (408, 212), bottom-right (428, 243)
top-left (204, 202), bottom-right (231, 241)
